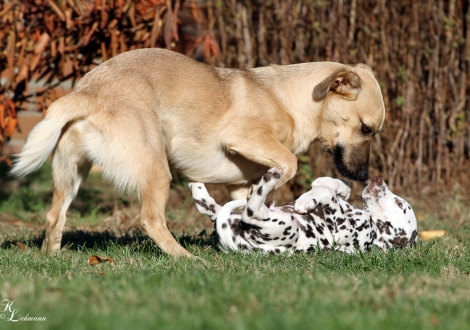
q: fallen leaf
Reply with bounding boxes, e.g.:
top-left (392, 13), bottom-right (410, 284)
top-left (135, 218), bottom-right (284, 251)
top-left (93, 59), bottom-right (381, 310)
top-left (88, 255), bottom-right (102, 265)
top-left (430, 315), bottom-right (440, 325)
top-left (419, 230), bottom-right (446, 241)
top-left (102, 257), bottom-right (115, 264)
top-left (88, 255), bottom-right (115, 266)
top-left (12, 240), bottom-right (26, 250)
top-left (416, 213), bottom-right (426, 221)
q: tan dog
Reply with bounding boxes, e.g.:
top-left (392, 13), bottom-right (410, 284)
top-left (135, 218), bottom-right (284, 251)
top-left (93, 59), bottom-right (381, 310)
top-left (10, 48), bottom-right (385, 258)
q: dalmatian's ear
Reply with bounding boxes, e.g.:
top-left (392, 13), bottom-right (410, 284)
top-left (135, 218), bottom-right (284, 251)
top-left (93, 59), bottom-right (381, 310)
top-left (313, 68), bottom-right (362, 101)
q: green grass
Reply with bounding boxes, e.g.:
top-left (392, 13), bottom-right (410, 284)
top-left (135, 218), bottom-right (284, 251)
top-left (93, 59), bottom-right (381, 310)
top-left (1, 243), bottom-right (470, 329)
top-left (1, 162), bottom-right (470, 329)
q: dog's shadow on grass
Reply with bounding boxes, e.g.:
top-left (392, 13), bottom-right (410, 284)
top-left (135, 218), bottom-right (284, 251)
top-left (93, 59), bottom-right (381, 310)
top-left (2, 228), bottom-right (218, 254)
top-left (1, 161), bottom-right (217, 254)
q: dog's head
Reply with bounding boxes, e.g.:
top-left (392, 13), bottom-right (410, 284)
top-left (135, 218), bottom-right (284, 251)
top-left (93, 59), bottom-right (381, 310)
top-left (362, 177), bottom-right (418, 248)
top-left (314, 64), bottom-right (385, 181)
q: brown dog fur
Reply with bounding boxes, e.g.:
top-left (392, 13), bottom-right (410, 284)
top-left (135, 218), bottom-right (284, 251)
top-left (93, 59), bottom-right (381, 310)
top-left (10, 49), bottom-right (385, 257)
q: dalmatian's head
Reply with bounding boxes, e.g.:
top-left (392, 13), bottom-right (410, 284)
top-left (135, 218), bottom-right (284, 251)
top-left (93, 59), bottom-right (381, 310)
top-left (362, 177), bottom-right (418, 247)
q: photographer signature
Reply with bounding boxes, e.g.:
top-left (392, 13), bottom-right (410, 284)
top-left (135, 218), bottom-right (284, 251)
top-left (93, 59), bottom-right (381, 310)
top-left (0, 299), bottom-right (46, 322)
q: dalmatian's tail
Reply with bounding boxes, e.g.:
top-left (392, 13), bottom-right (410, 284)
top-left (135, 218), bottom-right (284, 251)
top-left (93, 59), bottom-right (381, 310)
top-left (216, 199), bottom-right (247, 253)
top-left (188, 182), bottom-right (248, 252)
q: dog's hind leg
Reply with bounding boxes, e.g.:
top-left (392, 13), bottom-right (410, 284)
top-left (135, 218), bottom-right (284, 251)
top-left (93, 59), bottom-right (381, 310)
top-left (41, 124), bottom-right (92, 254)
top-left (83, 106), bottom-right (193, 258)
top-left (139, 162), bottom-right (194, 258)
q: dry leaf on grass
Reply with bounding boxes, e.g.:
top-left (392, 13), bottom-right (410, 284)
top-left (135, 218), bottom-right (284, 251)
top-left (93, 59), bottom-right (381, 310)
top-left (416, 213), bottom-right (426, 221)
top-left (418, 230), bottom-right (446, 241)
top-left (12, 240), bottom-right (26, 250)
top-left (88, 255), bottom-right (115, 266)
top-left (1, 240), bottom-right (26, 250)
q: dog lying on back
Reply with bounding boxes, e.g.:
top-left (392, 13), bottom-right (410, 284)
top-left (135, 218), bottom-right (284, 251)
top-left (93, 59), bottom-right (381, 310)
top-left (189, 167), bottom-right (418, 253)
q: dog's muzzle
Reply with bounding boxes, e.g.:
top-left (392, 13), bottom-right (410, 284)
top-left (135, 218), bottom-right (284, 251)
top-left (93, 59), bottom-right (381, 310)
top-left (329, 144), bottom-right (370, 182)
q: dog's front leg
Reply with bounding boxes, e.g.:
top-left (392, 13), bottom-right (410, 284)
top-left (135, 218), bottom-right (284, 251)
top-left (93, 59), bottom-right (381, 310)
top-left (226, 132), bottom-right (298, 191)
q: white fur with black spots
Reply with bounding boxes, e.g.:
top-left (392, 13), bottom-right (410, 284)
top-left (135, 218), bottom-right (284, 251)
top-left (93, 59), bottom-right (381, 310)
top-left (189, 168), bottom-right (418, 254)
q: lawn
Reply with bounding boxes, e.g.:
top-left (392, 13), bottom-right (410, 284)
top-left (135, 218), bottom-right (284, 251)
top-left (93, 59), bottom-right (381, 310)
top-left (1, 162), bottom-right (469, 330)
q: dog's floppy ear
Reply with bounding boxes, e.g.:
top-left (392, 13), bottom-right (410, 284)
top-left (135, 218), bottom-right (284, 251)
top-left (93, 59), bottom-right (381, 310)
top-left (313, 69), bottom-right (362, 101)
top-left (354, 63), bottom-right (373, 72)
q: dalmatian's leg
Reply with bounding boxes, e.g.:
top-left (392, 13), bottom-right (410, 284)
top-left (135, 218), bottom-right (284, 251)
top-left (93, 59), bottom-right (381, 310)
top-left (188, 183), bottom-right (222, 222)
top-left (241, 167), bottom-right (299, 248)
top-left (245, 183), bottom-right (276, 209)
top-left (242, 167), bottom-right (290, 226)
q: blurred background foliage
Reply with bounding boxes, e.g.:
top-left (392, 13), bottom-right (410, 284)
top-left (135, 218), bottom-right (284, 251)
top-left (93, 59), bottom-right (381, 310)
top-left (0, 0), bottom-right (469, 196)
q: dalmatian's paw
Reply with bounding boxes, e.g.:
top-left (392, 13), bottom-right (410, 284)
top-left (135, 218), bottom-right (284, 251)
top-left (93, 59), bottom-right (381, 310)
top-left (294, 193), bottom-right (320, 214)
top-left (260, 166), bottom-right (285, 190)
top-left (247, 167), bottom-right (284, 201)
top-left (242, 167), bottom-right (284, 224)
top-left (311, 177), bottom-right (351, 201)
top-left (294, 185), bottom-right (336, 214)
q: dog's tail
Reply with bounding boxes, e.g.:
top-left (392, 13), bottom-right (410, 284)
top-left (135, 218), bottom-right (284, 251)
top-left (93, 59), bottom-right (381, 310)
top-left (9, 93), bottom-right (92, 178)
top-left (216, 199), bottom-right (248, 252)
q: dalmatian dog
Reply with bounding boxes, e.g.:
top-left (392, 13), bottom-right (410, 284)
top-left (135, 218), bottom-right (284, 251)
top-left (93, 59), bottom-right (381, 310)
top-left (189, 167), bottom-right (418, 254)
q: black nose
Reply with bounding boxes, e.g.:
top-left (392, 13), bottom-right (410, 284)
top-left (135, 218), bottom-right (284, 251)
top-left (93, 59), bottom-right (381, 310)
top-left (356, 169), bottom-right (369, 182)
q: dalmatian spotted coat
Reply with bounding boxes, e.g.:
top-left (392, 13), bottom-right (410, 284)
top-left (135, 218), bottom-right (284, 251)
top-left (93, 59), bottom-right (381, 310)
top-left (189, 167), bottom-right (418, 254)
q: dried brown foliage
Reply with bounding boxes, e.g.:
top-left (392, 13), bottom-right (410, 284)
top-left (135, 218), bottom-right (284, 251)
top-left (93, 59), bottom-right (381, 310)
top-left (0, 0), bottom-right (186, 160)
top-left (210, 0), bottom-right (470, 189)
top-left (1, 0), bottom-right (469, 190)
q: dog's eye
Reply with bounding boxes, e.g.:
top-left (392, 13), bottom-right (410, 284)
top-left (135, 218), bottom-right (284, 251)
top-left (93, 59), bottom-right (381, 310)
top-left (395, 200), bottom-right (403, 209)
top-left (361, 123), bottom-right (373, 135)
